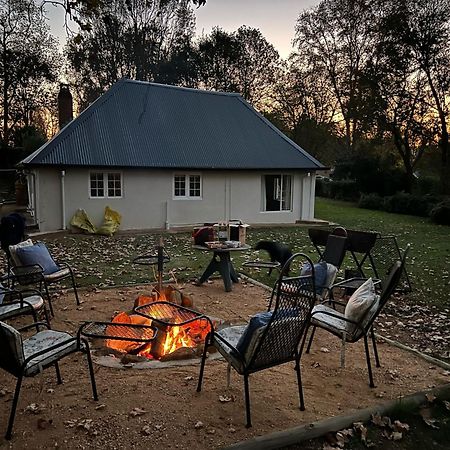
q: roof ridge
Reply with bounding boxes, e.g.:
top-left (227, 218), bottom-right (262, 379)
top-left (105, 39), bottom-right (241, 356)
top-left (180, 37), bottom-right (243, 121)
top-left (121, 78), bottom-right (242, 98)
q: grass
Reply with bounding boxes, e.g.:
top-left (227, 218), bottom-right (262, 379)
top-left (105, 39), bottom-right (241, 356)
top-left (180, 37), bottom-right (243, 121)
top-left (1, 197), bottom-right (448, 309)
top-left (314, 197), bottom-right (450, 308)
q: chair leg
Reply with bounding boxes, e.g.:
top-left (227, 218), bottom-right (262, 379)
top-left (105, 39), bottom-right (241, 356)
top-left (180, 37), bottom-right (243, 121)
top-left (83, 341), bottom-right (98, 401)
top-left (55, 363), bottom-right (62, 384)
top-left (196, 334), bottom-right (210, 392)
top-left (306, 325), bottom-right (317, 354)
top-left (370, 328), bottom-right (380, 367)
top-left (5, 376), bottom-right (23, 440)
top-left (69, 268), bottom-right (80, 306)
top-left (363, 334), bottom-right (375, 388)
top-left (43, 281), bottom-right (54, 317)
top-left (243, 374), bottom-right (252, 428)
top-left (295, 359), bottom-right (305, 411)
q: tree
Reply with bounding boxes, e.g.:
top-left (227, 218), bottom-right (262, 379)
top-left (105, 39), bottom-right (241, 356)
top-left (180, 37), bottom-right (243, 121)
top-left (195, 26), bottom-right (281, 109)
top-left (66, 0), bottom-right (196, 108)
top-left (294, 0), bottom-right (379, 154)
top-left (270, 58), bottom-right (341, 165)
top-left (0, 0), bottom-right (60, 144)
top-left (380, 0), bottom-right (450, 194)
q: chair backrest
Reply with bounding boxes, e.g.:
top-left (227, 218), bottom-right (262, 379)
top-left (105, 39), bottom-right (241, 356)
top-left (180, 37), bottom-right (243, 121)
top-left (0, 214), bottom-right (26, 256)
top-left (247, 253), bottom-right (316, 371)
top-left (321, 234), bottom-right (347, 268)
top-left (358, 245), bottom-right (410, 337)
top-left (0, 321), bottom-right (25, 376)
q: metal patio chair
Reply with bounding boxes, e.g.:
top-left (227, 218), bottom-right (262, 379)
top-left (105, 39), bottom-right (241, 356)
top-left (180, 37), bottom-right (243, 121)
top-left (0, 282), bottom-right (49, 325)
top-left (0, 320), bottom-right (98, 440)
top-left (8, 240), bottom-right (80, 316)
top-left (304, 245), bottom-right (409, 388)
top-left (197, 253), bottom-right (316, 428)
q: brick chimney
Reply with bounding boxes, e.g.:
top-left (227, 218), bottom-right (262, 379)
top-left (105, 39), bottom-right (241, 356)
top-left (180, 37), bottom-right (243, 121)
top-left (58, 84), bottom-right (73, 129)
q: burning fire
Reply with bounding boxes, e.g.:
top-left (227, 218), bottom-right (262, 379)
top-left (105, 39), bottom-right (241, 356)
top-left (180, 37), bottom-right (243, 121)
top-left (106, 288), bottom-right (211, 360)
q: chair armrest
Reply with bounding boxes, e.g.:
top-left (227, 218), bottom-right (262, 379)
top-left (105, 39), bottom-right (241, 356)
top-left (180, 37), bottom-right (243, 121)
top-left (11, 264), bottom-right (44, 284)
top-left (18, 321), bottom-right (50, 332)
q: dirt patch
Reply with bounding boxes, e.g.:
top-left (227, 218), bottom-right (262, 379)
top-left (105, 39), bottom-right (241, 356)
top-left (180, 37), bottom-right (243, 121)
top-left (1, 280), bottom-right (449, 449)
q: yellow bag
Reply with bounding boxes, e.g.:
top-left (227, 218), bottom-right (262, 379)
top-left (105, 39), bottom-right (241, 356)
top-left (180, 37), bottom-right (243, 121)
top-left (69, 209), bottom-right (97, 234)
top-left (96, 206), bottom-right (122, 236)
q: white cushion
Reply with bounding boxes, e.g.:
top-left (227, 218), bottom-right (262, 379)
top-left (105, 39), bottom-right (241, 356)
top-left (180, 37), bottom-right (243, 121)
top-left (324, 264), bottom-right (338, 290)
top-left (9, 239), bottom-right (33, 266)
top-left (344, 278), bottom-right (377, 332)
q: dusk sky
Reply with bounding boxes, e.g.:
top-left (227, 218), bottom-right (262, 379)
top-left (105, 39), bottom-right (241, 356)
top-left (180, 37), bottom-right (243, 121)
top-left (47, 0), bottom-right (320, 59)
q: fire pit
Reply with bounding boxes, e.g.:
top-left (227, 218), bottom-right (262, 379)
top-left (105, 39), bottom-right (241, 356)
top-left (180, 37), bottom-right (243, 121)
top-left (83, 238), bottom-right (215, 365)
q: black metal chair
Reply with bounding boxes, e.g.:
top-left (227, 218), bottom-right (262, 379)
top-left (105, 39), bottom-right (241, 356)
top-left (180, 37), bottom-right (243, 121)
top-left (8, 240), bottom-right (80, 315)
top-left (0, 320), bottom-right (98, 440)
top-left (0, 213), bottom-right (26, 287)
top-left (0, 282), bottom-right (49, 325)
top-left (304, 245), bottom-right (409, 388)
top-left (196, 253), bottom-right (316, 428)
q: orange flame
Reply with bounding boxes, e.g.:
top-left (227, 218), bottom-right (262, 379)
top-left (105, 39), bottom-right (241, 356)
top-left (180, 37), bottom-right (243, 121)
top-left (107, 291), bottom-right (210, 359)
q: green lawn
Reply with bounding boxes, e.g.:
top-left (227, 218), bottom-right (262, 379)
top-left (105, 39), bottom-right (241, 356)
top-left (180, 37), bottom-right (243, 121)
top-left (314, 197), bottom-right (450, 307)
top-left (1, 198), bottom-right (448, 309)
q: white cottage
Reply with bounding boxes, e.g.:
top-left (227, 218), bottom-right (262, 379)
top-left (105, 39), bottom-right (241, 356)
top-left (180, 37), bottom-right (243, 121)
top-left (21, 79), bottom-right (325, 232)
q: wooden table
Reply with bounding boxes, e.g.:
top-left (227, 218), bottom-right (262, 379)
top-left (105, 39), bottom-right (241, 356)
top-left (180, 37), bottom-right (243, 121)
top-left (193, 244), bottom-right (250, 292)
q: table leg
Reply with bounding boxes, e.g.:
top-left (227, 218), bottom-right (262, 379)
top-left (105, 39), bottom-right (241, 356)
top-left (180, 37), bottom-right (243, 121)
top-left (197, 252), bottom-right (238, 292)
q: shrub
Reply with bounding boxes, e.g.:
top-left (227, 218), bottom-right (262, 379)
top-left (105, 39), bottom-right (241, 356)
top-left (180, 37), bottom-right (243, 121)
top-left (327, 179), bottom-right (359, 201)
top-left (430, 199), bottom-right (450, 225)
top-left (358, 193), bottom-right (385, 210)
top-left (383, 193), bottom-right (435, 217)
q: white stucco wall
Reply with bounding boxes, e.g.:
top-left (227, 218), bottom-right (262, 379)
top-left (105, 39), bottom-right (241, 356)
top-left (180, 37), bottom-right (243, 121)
top-left (31, 168), bottom-right (317, 232)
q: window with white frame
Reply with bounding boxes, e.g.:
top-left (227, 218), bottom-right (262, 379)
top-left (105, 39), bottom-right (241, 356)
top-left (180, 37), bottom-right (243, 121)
top-left (90, 172), bottom-right (122, 198)
top-left (173, 174), bottom-right (201, 199)
top-left (263, 174), bottom-right (292, 211)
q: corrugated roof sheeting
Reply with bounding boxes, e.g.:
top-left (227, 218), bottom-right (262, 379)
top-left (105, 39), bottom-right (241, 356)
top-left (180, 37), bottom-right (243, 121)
top-left (23, 80), bottom-right (324, 170)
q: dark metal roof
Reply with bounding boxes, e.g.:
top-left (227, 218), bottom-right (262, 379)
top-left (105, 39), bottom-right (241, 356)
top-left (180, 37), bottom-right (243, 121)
top-left (22, 79), bottom-right (324, 170)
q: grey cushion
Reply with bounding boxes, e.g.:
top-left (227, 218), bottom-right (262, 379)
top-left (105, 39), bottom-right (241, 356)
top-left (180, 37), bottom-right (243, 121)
top-left (23, 330), bottom-right (77, 376)
top-left (311, 304), bottom-right (349, 337)
top-left (44, 267), bottom-right (71, 282)
top-left (0, 295), bottom-right (44, 320)
top-left (214, 326), bottom-right (247, 374)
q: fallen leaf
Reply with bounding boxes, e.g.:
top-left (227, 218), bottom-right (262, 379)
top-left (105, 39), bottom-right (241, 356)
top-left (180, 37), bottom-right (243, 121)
top-left (194, 421), bottom-right (204, 429)
top-left (320, 347), bottom-right (330, 353)
top-left (141, 425), bottom-right (152, 436)
top-left (129, 407), bottom-right (146, 417)
top-left (392, 431), bottom-right (403, 441)
top-left (219, 395), bottom-right (233, 403)
top-left (443, 400), bottom-right (450, 411)
top-left (425, 393), bottom-right (436, 403)
top-left (25, 403), bottom-right (40, 414)
top-left (95, 404), bottom-right (106, 410)
top-left (393, 420), bottom-right (409, 433)
top-left (77, 418), bottom-right (93, 431)
top-left (423, 418), bottom-right (440, 429)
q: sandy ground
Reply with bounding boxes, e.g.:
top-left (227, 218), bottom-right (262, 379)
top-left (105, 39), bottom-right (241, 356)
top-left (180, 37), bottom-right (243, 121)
top-left (1, 280), bottom-right (449, 449)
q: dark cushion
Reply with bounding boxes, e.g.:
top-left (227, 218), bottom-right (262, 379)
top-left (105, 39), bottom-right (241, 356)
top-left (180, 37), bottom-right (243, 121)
top-left (301, 261), bottom-right (328, 294)
top-left (236, 311), bottom-right (272, 355)
top-left (15, 243), bottom-right (60, 275)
